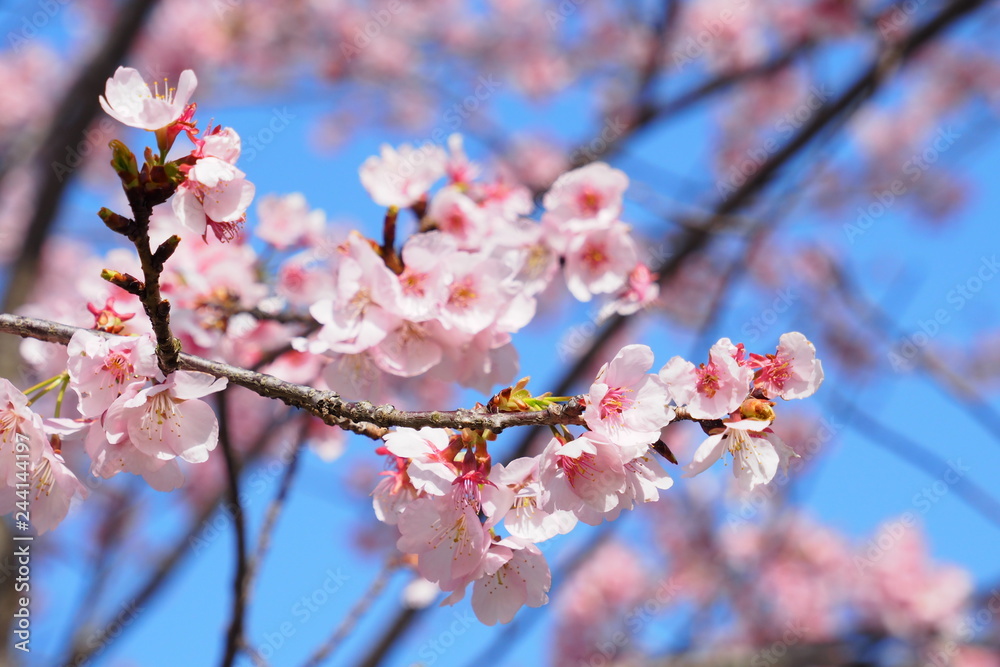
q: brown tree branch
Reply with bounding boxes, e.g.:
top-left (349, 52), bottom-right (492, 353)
top-left (0, 313), bottom-right (590, 434)
top-left (218, 390), bottom-right (249, 667)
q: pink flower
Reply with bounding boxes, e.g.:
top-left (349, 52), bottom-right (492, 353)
top-left (255, 193), bottom-right (326, 250)
top-left (359, 142), bottom-right (447, 208)
top-left (310, 233), bottom-right (402, 354)
top-left (445, 133), bottom-right (480, 184)
top-left (173, 156), bottom-right (256, 242)
top-left (542, 162), bottom-right (628, 232)
top-left (371, 453), bottom-right (416, 526)
top-left (394, 232), bottom-right (451, 322)
top-left (469, 538), bottom-right (550, 625)
top-left (493, 457), bottom-right (577, 542)
top-left (99, 67), bottom-right (197, 131)
top-left (0, 379), bottom-right (47, 488)
top-left (608, 451), bottom-right (674, 519)
top-left (437, 252), bottom-right (508, 335)
top-left (66, 330), bottom-right (159, 418)
top-left (598, 262), bottom-right (660, 321)
top-left (382, 427), bottom-right (454, 494)
top-left (108, 371), bottom-right (227, 464)
top-left (584, 344), bottom-right (674, 454)
top-left (750, 332), bottom-right (824, 399)
top-left (0, 438), bottom-right (88, 535)
top-left (426, 186), bottom-right (488, 249)
top-left (659, 337), bottom-right (752, 419)
top-left (539, 432), bottom-right (626, 524)
top-left (395, 476), bottom-right (492, 587)
top-left (563, 225), bottom-right (639, 302)
top-left (683, 418), bottom-right (796, 491)
top-left (85, 381), bottom-right (184, 492)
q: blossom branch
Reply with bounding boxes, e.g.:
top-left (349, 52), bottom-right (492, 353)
top-left (0, 313), bottom-right (610, 434)
top-left (113, 200), bottom-right (183, 376)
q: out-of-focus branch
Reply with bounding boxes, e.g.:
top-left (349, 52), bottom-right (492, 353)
top-left (218, 390), bottom-right (249, 667)
top-left (58, 412), bottom-right (293, 667)
top-left (300, 556), bottom-right (399, 667)
top-left (567, 40), bottom-right (812, 170)
top-left (0, 0), bottom-right (161, 376)
top-left (509, 0), bottom-right (992, 461)
top-left (832, 391), bottom-right (1000, 529)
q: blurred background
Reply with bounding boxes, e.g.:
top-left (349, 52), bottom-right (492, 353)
top-left (2, 0), bottom-right (1000, 665)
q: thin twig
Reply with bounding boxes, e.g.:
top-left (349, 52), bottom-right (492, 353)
top-left (58, 414), bottom-right (292, 667)
top-left (246, 417), bottom-right (309, 591)
top-left (300, 556), bottom-right (399, 667)
top-left (219, 389), bottom-right (249, 667)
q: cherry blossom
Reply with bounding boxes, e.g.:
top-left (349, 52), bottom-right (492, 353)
top-left (750, 331), bottom-right (825, 399)
top-left (173, 155), bottom-right (256, 242)
top-left (108, 371), bottom-right (227, 464)
top-left (660, 337), bottom-right (753, 419)
top-left (99, 67), bottom-right (197, 131)
top-left (542, 162), bottom-right (628, 236)
top-left (492, 457), bottom-right (577, 542)
top-left (562, 224), bottom-right (640, 302)
top-left (0, 437), bottom-right (88, 535)
top-left (584, 343), bottom-right (674, 453)
top-left (539, 432), bottom-right (626, 524)
top-left (359, 142), bottom-right (447, 208)
top-left (683, 417), bottom-right (796, 491)
top-left (255, 193), bottom-right (327, 250)
top-left (66, 329), bottom-right (159, 418)
top-left (85, 381), bottom-right (184, 491)
top-left (468, 538), bottom-right (551, 625)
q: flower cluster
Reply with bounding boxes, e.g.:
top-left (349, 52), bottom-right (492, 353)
top-left (0, 329), bottom-right (226, 533)
top-left (375, 333), bottom-right (822, 623)
top-left (300, 139), bottom-right (657, 396)
top-left (100, 66), bottom-right (254, 241)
